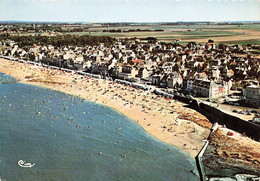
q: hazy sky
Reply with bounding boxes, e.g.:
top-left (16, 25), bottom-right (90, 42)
top-left (0, 0), bottom-right (260, 22)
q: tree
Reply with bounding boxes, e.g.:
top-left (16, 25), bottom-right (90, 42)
top-left (0, 34), bottom-right (115, 47)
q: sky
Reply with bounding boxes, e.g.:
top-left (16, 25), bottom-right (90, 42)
top-left (0, 0), bottom-right (260, 22)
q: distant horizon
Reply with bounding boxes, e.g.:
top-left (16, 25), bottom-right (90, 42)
top-left (1, 0), bottom-right (260, 22)
top-left (1, 20), bottom-right (260, 24)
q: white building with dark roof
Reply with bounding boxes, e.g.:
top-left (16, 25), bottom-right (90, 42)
top-left (243, 85), bottom-right (260, 107)
top-left (190, 80), bottom-right (231, 98)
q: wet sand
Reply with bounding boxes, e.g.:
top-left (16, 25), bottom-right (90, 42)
top-left (0, 58), bottom-right (213, 158)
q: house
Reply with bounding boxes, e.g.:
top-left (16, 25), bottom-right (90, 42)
top-left (74, 54), bottom-right (84, 64)
top-left (211, 68), bottom-right (221, 80)
top-left (137, 67), bottom-right (150, 79)
top-left (194, 72), bottom-right (208, 80)
top-left (243, 85), bottom-right (260, 107)
top-left (118, 65), bottom-right (138, 80)
top-left (132, 59), bottom-right (143, 64)
top-left (191, 80), bottom-right (231, 98)
top-left (167, 72), bottom-right (183, 88)
top-left (108, 58), bottom-right (117, 70)
top-left (222, 68), bottom-right (234, 78)
top-left (63, 51), bottom-right (75, 60)
top-left (192, 80), bottom-right (213, 97)
top-left (159, 72), bottom-right (182, 88)
top-left (11, 45), bottom-right (18, 56)
top-left (83, 60), bottom-right (92, 71)
top-left (151, 74), bottom-right (161, 86)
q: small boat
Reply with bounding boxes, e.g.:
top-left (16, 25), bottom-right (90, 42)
top-left (18, 160), bottom-right (35, 168)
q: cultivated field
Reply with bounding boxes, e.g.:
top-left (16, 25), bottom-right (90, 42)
top-left (6, 24), bottom-right (260, 45)
top-left (83, 24), bottom-right (260, 45)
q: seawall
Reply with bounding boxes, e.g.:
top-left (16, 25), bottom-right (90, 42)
top-left (171, 93), bottom-right (260, 141)
top-left (199, 102), bottom-right (260, 141)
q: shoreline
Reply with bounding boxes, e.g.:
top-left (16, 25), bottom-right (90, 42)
top-left (0, 58), bottom-right (212, 158)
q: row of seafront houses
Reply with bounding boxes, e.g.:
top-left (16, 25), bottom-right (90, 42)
top-left (1, 54), bottom-right (260, 108)
top-left (0, 55), bottom-right (153, 90)
top-left (0, 55), bottom-right (182, 100)
top-left (0, 55), bottom-right (100, 76)
top-left (0, 54), bottom-right (231, 98)
top-left (0, 44), bottom-right (233, 99)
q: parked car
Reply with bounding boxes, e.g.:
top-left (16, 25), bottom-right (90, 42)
top-left (234, 103), bottom-right (240, 106)
top-left (238, 111), bottom-right (245, 114)
top-left (232, 110), bottom-right (238, 113)
top-left (252, 116), bottom-right (260, 124)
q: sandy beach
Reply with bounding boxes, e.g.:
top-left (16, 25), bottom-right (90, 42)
top-left (0, 58), bottom-right (214, 158)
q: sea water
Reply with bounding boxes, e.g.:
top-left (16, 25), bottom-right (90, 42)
top-left (0, 73), bottom-right (199, 181)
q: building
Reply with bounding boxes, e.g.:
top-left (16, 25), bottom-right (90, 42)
top-left (190, 80), bottom-right (231, 98)
top-left (243, 85), bottom-right (260, 107)
top-left (118, 65), bottom-right (138, 80)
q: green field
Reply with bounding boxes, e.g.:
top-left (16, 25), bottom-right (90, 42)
top-left (5, 24), bottom-right (260, 45)
top-left (225, 39), bottom-right (260, 45)
top-left (86, 24), bottom-right (260, 45)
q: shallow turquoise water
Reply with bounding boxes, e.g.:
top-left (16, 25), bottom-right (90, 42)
top-left (0, 73), bottom-right (199, 181)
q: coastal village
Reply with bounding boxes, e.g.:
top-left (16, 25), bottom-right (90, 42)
top-left (0, 36), bottom-right (260, 179)
top-left (1, 0), bottom-right (260, 177)
top-left (0, 37), bottom-right (259, 107)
